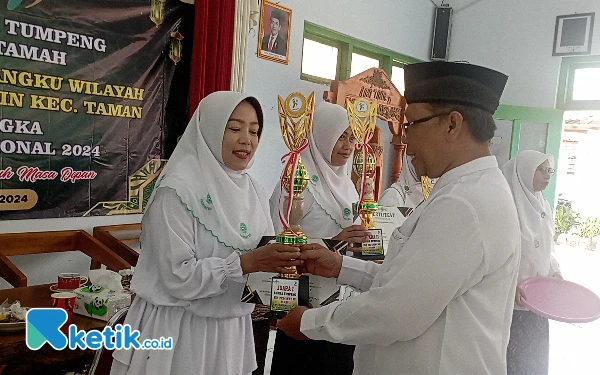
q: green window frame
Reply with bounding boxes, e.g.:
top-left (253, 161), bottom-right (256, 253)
top-left (301, 21), bottom-right (421, 85)
top-left (556, 55), bottom-right (600, 110)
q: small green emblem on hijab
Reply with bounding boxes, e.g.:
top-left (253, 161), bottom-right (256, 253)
top-left (311, 175), bottom-right (319, 183)
top-left (200, 193), bottom-right (213, 210)
top-left (343, 207), bottom-right (351, 218)
top-left (240, 222), bottom-right (251, 239)
top-left (541, 212), bottom-right (546, 218)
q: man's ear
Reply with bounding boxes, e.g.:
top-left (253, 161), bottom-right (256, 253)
top-left (445, 111), bottom-right (464, 142)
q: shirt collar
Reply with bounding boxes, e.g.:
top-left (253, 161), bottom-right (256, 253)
top-left (430, 155), bottom-right (498, 194)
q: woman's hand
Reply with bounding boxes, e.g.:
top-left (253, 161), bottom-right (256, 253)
top-left (239, 243), bottom-right (303, 275)
top-left (297, 243), bottom-right (343, 278)
top-left (515, 285), bottom-right (524, 306)
top-left (332, 225), bottom-right (371, 243)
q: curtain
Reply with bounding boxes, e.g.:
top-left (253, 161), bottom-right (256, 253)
top-left (231, 0), bottom-right (259, 92)
top-left (189, 0), bottom-right (237, 117)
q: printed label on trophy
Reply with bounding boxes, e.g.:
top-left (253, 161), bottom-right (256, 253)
top-left (361, 228), bottom-right (384, 255)
top-left (270, 277), bottom-right (300, 313)
top-left (242, 237), bottom-right (345, 310)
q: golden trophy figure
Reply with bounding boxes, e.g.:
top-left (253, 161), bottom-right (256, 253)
top-left (421, 176), bottom-right (435, 200)
top-left (347, 97), bottom-right (384, 256)
top-left (267, 92), bottom-right (315, 318)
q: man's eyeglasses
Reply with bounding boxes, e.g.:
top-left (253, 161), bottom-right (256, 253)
top-left (401, 112), bottom-right (452, 134)
top-left (536, 167), bottom-right (555, 175)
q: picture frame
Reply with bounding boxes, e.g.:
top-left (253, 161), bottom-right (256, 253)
top-left (257, 0), bottom-right (292, 64)
top-left (553, 13), bottom-right (595, 56)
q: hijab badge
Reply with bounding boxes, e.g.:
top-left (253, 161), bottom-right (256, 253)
top-left (310, 175), bottom-right (319, 184)
top-left (200, 193), bottom-right (213, 210)
top-left (541, 212), bottom-right (547, 218)
top-left (240, 223), bottom-right (251, 239)
top-left (534, 239), bottom-right (540, 248)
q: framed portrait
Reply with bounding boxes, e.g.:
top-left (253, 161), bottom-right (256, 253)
top-left (553, 13), bottom-right (595, 56)
top-left (257, 1), bottom-right (292, 64)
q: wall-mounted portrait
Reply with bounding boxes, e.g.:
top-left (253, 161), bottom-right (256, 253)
top-left (257, 1), bottom-right (292, 64)
top-left (553, 13), bottom-right (595, 56)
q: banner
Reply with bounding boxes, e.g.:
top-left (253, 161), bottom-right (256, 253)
top-left (0, 0), bottom-right (183, 219)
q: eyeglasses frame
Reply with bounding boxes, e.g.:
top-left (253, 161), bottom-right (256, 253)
top-left (401, 111), bottom-right (454, 135)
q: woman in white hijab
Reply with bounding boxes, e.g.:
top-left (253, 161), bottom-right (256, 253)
top-left (269, 101), bottom-right (369, 375)
top-left (379, 152), bottom-right (424, 208)
top-left (110, 91), bottom-right (303, 375)
top-left (501, 150), bottom-right (561, 375)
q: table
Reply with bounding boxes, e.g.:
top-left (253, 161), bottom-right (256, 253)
top-left (0, 284), bottom-right (108, 374)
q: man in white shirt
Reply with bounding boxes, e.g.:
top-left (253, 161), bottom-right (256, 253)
top-left (278, 61), bottom-right (521, 375)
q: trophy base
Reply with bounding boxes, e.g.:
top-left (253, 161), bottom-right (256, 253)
top-left (265, 274), bottom-right (310, 319)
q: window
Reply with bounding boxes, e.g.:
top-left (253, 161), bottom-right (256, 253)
top-left (301, 39), bottom-right (338, 81)
top-left (350, 53), bottom-right (379, 77)
top-left (391, 65), bottom-right (405, 94)
top-left (301, 21), bottom-right (420, 85)
top-left (557, 56), bottom-right (600, 110)
top-left (572, 68), bottom-right (600, 100)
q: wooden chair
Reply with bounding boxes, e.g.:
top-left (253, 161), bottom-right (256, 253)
top-left (0, 230), bottom-right (130, 288)
top-left (86, 307), bottom-right (129, 375)
top-left (92, 224), bottom-right (141, 267)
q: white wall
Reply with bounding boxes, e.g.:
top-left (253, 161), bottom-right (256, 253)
top-left (448, 0), bottom-right (600, 109)
top-left (246, 0), bottom-right (435, 192)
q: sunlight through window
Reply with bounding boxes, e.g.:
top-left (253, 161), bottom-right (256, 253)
top-left (391, 66), bottom-right (405, 94)
top-left (350, 53), bottom-right (379, 77)
top-left (301, 39), bottom-right (338, 80)
top-left (573, 68), bottom-right (600, 100)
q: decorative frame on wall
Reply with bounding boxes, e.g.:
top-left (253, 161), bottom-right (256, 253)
top-left (257, 1), bottom-right (291, 64)
top-left (553, 13), bottom-right (595, 56)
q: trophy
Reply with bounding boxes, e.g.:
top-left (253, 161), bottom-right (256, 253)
top-left (266, 92), bottom-right (315, 318)
top-left (421, 176), bottom-right (434, 200)
top-left (346, 97), bottom-right (384, 256)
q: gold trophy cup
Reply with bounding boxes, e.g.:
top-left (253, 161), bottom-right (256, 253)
top-left (346, 97), bottom-right (384, 256)
top-left (267, 92), bottom-right (315, 318)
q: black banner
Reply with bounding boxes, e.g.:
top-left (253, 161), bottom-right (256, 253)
top-left (0, 0), bottom-right (183, 219)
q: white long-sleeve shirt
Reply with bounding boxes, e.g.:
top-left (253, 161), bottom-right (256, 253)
top-left (112, 188), bottom-right (259, 375)
top-left (300, 156), bottom-right (521, 375)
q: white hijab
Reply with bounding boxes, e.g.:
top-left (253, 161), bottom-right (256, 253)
top-left (272, 102), bottom-right (358, 228)
top-left (146, 91), bottom-right (274, 252)
top-left (380, 153), bottom-right (423, 208)
top-left (501, 150), bottom-right (555, 283)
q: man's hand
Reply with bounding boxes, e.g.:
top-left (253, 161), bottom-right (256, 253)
top-left (297, 243), bottom-right (343, 278)
top-left (277, 306), bottom-right (310, 340)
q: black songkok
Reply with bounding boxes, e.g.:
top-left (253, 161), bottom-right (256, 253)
top-left (404, 61), bottom-right (508, 114)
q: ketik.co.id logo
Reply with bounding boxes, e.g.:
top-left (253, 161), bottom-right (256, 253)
top-left (26, 308), bottom-right (172, 350)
